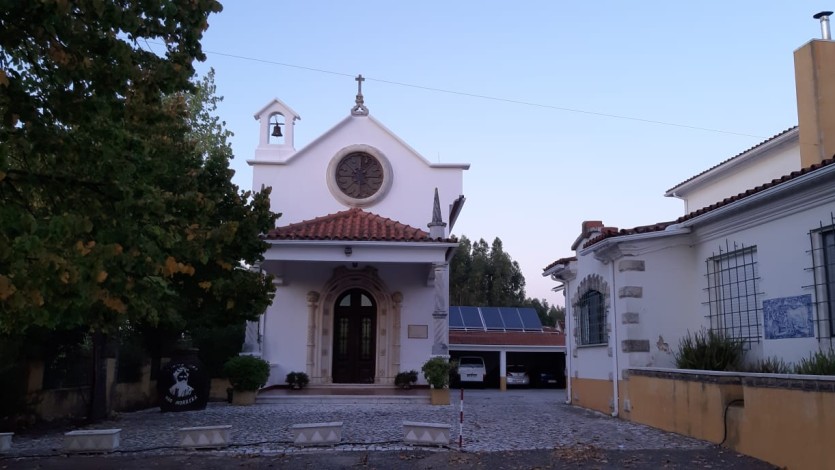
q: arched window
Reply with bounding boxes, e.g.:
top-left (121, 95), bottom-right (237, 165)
top-left (578, 290), bottom-right (606, 345)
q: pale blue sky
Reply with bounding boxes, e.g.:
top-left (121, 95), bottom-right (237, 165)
top-left (182, 1), bottom-right (829, 306)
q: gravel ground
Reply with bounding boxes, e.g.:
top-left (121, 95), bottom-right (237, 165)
top-left (0, 389), bottom-right (778, 469)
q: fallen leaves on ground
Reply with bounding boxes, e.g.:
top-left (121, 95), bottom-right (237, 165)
top-left (552, 443), bottom-right (606, 463)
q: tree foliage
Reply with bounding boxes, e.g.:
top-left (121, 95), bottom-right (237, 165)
top-left (450, 235), bottom-right (564, 327)
top-left (450, 236), bottom-right (526, 307)
top-left (0, 2), bottom-right (275, 339)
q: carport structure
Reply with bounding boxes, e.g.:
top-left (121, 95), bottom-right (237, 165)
top-left (448, 306), bottom-right (566, 390)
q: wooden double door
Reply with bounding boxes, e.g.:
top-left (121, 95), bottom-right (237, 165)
top-left (332, 289), bottom-right (377, 384)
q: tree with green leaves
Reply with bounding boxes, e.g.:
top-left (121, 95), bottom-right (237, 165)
top-left (450, 235), bottom-right (565, 327)
top-left (0, 2), bottom-right (276, 420)
top-left (450, 235), bottom-right (526, 307)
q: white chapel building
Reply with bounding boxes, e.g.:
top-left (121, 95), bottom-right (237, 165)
top-left (243, 78), bottom-right (469, 387)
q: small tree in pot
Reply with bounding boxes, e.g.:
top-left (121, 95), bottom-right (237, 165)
top-left (421, 357), bottom-right (452, 405)
top-left (223, 355), bottom-right (270, 405)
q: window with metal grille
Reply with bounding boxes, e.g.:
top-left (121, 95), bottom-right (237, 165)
top-left (824, 231), bottom-right (835, 336)
top-left (705, 242), bottom-right (762, 344)
top-left (808, 219), bottom-right (835, 340)
top-left (578, 290), bottom-right (606, 345)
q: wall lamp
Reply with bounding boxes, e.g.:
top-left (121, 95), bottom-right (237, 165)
top-left (344, 246), bottom-right (352, 257)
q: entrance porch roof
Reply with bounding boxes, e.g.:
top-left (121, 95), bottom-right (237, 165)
top-left (261, 208), bottom-right (458, 266)
top-left (264, 207), bottom-right (455, 243)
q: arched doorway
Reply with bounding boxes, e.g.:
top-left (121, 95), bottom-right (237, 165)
top-left (332, 289), bottom-right (377, 383)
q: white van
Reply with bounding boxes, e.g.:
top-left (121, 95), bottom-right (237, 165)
top-left (457, 356), bottom-right (486, 384)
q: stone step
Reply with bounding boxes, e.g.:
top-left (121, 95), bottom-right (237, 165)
top-left (256, 393), bottom-right (430, 405)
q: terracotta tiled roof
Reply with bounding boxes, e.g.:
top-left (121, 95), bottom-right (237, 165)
top-left (542, 256), bottom-right (577, 273)
top-left (666, 127), bottom-right (798, 194)
top-left (264, 208), bottom-right (453, 242)
top-left (675, 157), bottom-right (835, 224)
top-left (449, 330), bottom-right (565, 347)
top-left (582, 222), bottom-right (676, 249)
top-left (582, 157), bottom-right (835, 249)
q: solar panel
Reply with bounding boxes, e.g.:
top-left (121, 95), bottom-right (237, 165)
top-left (480, 307), bottom-right (505, 330)
top-left (518, 307), bottom-right (543, 331)
top-left (460, 306), bottom-right (484, 330)
top-left (448, 306), bottom-right (464, 329)
top-left (499, 307), bottom-right (524, 330)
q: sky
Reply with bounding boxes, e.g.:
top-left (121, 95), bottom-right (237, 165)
top-left (177, 1), bottom-right (831, 307)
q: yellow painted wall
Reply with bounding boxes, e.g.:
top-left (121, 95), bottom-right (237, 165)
top-left (627, 373), bottom-right (835, 470)
top-left (571, 377), bottom-right (613, 414)
top-left (737, 386), bottom-right (835, 470)
top-left (626, 375), bottom-right (742, 443)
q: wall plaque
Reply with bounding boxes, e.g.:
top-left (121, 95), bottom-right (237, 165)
top-left (408, 324), bottom-right (428, 339)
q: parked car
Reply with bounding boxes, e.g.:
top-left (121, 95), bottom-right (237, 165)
top-left (506, 365), bottom-right (530, 387)
top-left (538, 371), bottom-right (559, 387)
top-left (457, 356), bottom-right (486, 385)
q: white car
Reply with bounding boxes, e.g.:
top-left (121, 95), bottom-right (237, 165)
top-left (457, 356), bottom-right (486, 384)
top-left (506, 365), bottom-right (530, 386)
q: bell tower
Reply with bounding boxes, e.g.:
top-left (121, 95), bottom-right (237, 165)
top-left (253, 98), bottom-right (301, 161)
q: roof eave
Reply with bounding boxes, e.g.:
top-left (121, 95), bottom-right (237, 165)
top-left (665, 127), bottom-right (799, 198)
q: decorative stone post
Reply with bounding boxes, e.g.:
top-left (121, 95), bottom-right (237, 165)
top-left (306, 291), bottom-right (320, 379)
top-left (391, 292), bottom-right (403, 373)
top-left (431, 263), bottom-right (449, 356)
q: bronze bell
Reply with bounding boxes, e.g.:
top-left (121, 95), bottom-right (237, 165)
top-left (271, 123), bottom-right (283, 137)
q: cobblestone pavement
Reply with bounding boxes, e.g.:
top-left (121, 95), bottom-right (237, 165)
top-left (3, 389), bottom-right (720, 458)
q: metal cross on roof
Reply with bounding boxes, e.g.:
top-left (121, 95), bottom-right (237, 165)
top-left (351, 74), bottom-right (369, 116)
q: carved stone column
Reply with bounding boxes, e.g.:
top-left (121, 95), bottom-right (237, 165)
top-left (431, 263), bottom-right (449, 356)
top-left (391, 292), bottom-right (403, 374)
top-left (306, 291), bottom-right (320, 379)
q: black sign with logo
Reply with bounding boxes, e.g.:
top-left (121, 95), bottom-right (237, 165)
top-left (158, 350), bottom-right (210, 412)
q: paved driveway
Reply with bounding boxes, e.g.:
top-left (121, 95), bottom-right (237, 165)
top-left (6, 388), bottom-right (709, 456)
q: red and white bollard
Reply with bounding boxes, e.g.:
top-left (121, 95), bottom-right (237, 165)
top-left (458, 387), bottom-right (464, 449)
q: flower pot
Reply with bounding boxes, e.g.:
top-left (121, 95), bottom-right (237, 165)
top-left (430, 388), bottom-right (450, 405)
top-left (231, 390), bottom-right (257, 406)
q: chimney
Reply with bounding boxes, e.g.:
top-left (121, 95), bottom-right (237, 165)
top-left (795, 11), bottom-right (835, 167)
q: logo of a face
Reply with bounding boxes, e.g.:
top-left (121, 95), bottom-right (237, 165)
top-left (168, 365), bottom-right (194, 398)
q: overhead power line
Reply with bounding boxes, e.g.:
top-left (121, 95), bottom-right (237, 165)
top-left (169, 43), bottom-right (768, 140)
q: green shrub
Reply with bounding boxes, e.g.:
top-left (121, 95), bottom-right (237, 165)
top-left (223, 355), bottom-right (270, 391)
top-left (741, 356), bottom-right (792, 374)
top-left (674, 329), bottom-right (745, 372)
top-left (795, 349), bottom-right (835, 375)
top-left (394, 370), bottom-right (418, 388)
top-left (285, 371), bottom-right (310, 389)
top-left (421, 356), bottom-right (452, 389)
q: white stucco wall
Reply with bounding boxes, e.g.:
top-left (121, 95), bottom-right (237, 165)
top-left (689, 189), bottom-right (835, 365)
top-left (612, 240), bottom-right (704, 374)
top-left (677, 141), bottom-right (799, 214)
top-left (568, 170), bottom-right (835, 385)
top-left (260, 261), bottom-right (440, 386)
top-left (570, 258), bottom-right (614, 381)
top-left (252, 115), bottom-right (465, 231)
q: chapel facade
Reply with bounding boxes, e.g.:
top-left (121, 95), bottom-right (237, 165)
top-left (243, 78), bottom-right (469, 387)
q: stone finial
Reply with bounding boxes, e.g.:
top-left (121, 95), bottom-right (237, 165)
top-left (427, 188), bottom-right (447, 239)
top-left (351, 74), bottom-right (369, 116)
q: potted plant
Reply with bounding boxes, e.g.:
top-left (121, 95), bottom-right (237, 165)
top-left (285, 371), bottom-right (310, 390)
top-left (421, 356), bottom-right (452, 405)
top-left (394, 370), bottom-right (418, 389)
top-left (223, 355), bottom-right (270, 406)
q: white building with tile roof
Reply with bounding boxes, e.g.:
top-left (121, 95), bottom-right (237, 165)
top-left (544, 18), bottom-right (835, 417)
top-left (246, 79), bottom-right (469, 387)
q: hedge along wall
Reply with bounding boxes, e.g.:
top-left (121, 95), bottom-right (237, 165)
top-left (624, 367), bottom-right (835, 470)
